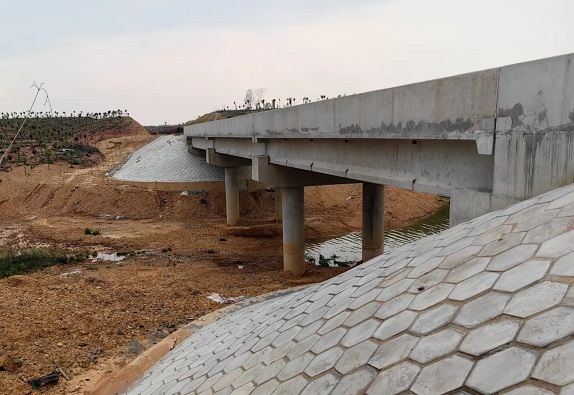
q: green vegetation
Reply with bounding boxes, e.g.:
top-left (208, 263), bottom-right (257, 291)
top-left (84, 228), bottom-right (101, 236)
top-left (0, 113), bottom-right (133, 171)
top-left (185, 109), bottom-right (254, 126)
top-left (0, 248), bottom-right (85, 278)
top-left (305, 253), bottom-right (353, 268)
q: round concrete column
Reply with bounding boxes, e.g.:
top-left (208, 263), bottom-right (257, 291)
top-left (282, 186), bottom-right (305, 275)
top-left (362, 182), bottom-right (385, 262)
top-left (275, 188), bottom-right (283, 222)
top-left (224, 167), bottom-right (240, 225)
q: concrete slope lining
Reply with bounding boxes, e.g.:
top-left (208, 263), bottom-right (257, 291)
top-left (112, 135), bottom-right (224, 183)
top-left (125, 182), bottom-right (574, 395)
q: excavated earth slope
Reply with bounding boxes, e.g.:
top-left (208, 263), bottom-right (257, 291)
top-left (125, 184), bottom-right (574, 395)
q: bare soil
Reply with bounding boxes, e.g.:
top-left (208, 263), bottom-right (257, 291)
top-left (0, 122), bottom-right (443, 394)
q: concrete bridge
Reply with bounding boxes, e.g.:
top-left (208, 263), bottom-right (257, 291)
top-left (185, 53), bottom-right (574, 275)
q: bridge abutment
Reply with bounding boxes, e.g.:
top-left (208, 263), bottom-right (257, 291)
top-left (362, 183), bottom-right (385, 261)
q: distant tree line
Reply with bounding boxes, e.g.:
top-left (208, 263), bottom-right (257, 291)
top-left (212, 88), bottom-right (349, 115)
top-left (0, 109), bottom-right (130, 120)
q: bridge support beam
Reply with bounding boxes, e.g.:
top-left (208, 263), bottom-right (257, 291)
top-left (282, 186), bottom-right (305, 275)
top-left (362, 183), bottom-right (385, 262)
top-left (225, 167), bottom-right (240, 225)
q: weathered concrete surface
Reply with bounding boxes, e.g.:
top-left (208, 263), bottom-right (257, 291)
top-left (112, 135), bottom-right (262, 192)
top-left (185, 53), bottom-right (574, 225)
top-left (113, 135), bottom-right (224, 183)
top-left (124, 183), bottom-right (574, 395)
top-left (362, 183), bottom-right (385, 261)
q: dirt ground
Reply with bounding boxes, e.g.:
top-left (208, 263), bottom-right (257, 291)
top-left (0, 121), bottom-right (444, 394)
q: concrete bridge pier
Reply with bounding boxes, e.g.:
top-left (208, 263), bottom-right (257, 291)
top-left (205, 149), bottom-right (252, 226)
top-left (275, 188), bottom-right (282, 222)
top-left (253, 156), bottom-right (357, 274)
top-left (362, 183), bottom-right (385, 262)
top-left (224, 167), bottom-right (240, 226)
top-left (282, 187), bottom-right (305, 275)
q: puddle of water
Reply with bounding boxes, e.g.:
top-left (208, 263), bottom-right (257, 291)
top-left (95, 252), bottom-right (125, 262)
top-left (306, 204), bottom-right (450, 266)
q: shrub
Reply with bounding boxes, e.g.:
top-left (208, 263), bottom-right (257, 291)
top-left (0, 249), bottom-right (69, 278)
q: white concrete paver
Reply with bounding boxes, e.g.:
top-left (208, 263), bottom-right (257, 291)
top-left (124, 185), bottom-right (574, 395)
top-left (113, 135), bottom-right (225, 182)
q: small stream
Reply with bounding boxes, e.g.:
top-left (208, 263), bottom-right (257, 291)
top-left (305, 204), bottom-right (450, 266)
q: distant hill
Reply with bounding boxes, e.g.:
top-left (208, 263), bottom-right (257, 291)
top-left (0, 116), bottom-right (147, 171)
top-left (185, 109), bottom-right (258, 126)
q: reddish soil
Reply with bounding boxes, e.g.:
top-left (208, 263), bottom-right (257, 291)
top-left (0, 121), bottom-right (444, 394)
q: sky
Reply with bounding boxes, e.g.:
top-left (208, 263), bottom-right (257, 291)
top-left (0, 0), bottom-right (573, 125)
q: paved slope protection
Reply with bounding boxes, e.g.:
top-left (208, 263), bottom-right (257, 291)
top-left (126, 183), bottom-right (574, 395)
top-left (113, 135), bottom-right (224, 183)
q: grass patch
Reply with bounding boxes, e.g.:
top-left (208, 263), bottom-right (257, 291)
top-left (0, 249), bottom-right (72, 278)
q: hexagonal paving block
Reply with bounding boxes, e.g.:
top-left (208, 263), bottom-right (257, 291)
top-left (333, 366), bottom-right (378, 395)
top-left (409, 283), bottom-right (455, 311)
top-left (472, 224), bottom-right (514, 246)
top-left (304, 347), bottom-right (345, 377)
top-left (335, 340), bottom-right (378, 375)
top-left (409, 329), bottom-right (464, 364)
top-left (344, 301), bottom-right (381, 327)
top-left (487, 244), bottom-right (539, 271)
top-left (375, 293), bottom-right (415, 320)
top-left (250, 379), bottom-right (280, 395)
top-left (340, 318), bottom-right (380, 347)
top-left (276, 352), bottom-right (314, 381)
top-left (319, 312), bottom-right (351, 335)
top-left (468, 215), bottom-right (508, 237)
top-left (532, 339), bottom-right (574, 386)
top-left (454, 292), bottom-right (510, 328)
top-left (445, 257), bottom-right (490, 283)
top-left (559, 202), bottom-right (574, 218)
top-left (524, 217), bottom-right (574, 244)
top-left (551, 251), bottom-right (574, 276)
top-left (410, 268), bottom-right (449, 290)
top-left (537, 230), bottom-right (574, 258)
top-left (504, 281), bottom-right (568, 318)
top-left (511, 207), bottom-right (558, 232)
top-left (466, 347), bottom-right (537, 394)
top-left (459, 319), bottom-right (520, 356)
top-left (518, 307), bottom-right (574, 346)
top-left (440, 246), bottom-right (483, 269)
top-left (408, 257), bottom-right (445, 278)
top-left (300, 373), bottom-right (339, 395)
top-left (272, 376), bottom-right (309, 395)
top-left (411, 355), bottom-right (474, 395)
top-left (366, 361), bottom-right (420, 395)
top-left (373, 310), bottom-right (417, 341)
top-left (547, 190), bottom-right (574, 209)
top-left (503, 385), bottom-right (555, 395)
top-left (494, 259), bottom-right (551, 292)
top-left (479, 232), bottom-right (526, 257)
top-left (410, 304), bottom-right (458, 334)
top-left (449, 272), bottom-right (499, 301)
top-left (369, 334), bottom-right (419, 370)
top-left (312, 327), bottom-right (347, 354)
top-left (377, 279), bottom-right (415, 302)
top-left (253, 359), bottom-right (286, 385)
